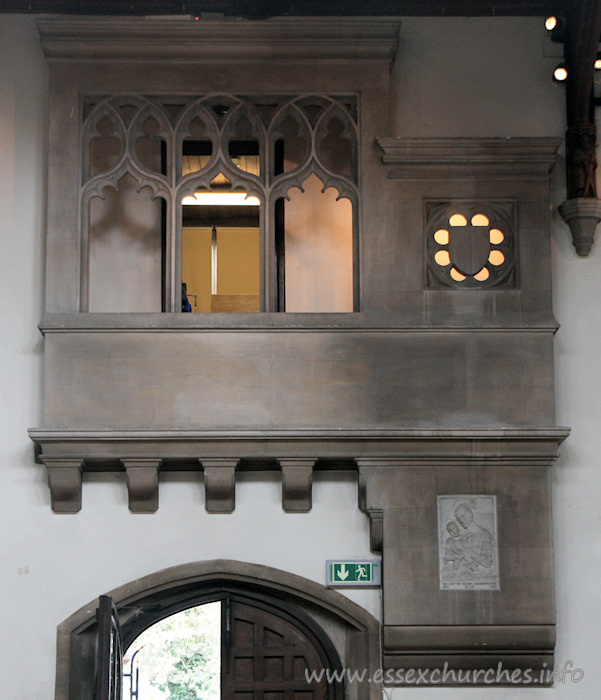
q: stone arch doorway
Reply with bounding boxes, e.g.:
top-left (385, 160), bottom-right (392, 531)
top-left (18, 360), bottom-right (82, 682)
top-left (56, 561), bottom-right (381, 700)
top-left (122, 589), bottom-right (342, 699)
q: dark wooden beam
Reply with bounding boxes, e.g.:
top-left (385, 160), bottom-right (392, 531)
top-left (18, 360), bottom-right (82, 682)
top-left (562, 0), bottom-right (601, 199)
top-left (0, 0), bottom-right (553, 17)
top-left (564, 0), bottom-right (601, 127)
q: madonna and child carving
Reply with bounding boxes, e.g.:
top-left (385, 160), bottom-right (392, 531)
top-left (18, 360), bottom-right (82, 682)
top-left (437, 495), bottom-right (499, 591)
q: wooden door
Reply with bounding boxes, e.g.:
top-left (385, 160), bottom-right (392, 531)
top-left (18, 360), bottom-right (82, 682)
top-left (222, 596), bottom-right (340, 700)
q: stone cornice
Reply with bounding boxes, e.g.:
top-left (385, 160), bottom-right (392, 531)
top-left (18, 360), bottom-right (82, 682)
top-left (31, 427), bottom-right (569, 512)
top-left (37, 312), bottom-right (560, 333)
top-left (30, 427), bottom-right (570, 462)
top-left (377, 137), bottom-right (562, 179)
top-left (37, 16), bottom-right (401, 62)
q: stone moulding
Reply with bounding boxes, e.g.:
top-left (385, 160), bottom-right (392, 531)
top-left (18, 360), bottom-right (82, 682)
top-left (37, 16), bottom-right (401, 63)
top-left (30, 428), bottom-right (569, 513)
top-left (37, 311), bottom-right (561, 332)
top-left (377, 137), bottom-right (562, 179)
top-left (383, 624), bottom-right (556, 686)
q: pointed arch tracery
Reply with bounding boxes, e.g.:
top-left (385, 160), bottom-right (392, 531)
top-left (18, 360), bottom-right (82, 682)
top-left (80, 93), bottom-right (359, 312)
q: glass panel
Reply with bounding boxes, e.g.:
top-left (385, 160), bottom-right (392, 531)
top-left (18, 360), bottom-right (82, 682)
top-left (434, 250), bottom-right (451, 266)
top-left (449, 213), bottom-right (467, 226)
top-left (489, 228), bottom-right (504, 244)
top-left (434, 229), bottom-right (449, 245)
top-left (88, 173), bottom-right (163, 312)
top-left (450, 268), bottom-right (467, 282)
top-left (283, 174), bottom-right (353, 312)
top-left (471, 213), bottom-right (489, 226)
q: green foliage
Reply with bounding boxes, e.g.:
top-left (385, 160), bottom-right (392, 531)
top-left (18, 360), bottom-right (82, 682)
top-left (125, 602), bottom-right (221, 700)
top-left (154, 631), bottom-right (219, 699)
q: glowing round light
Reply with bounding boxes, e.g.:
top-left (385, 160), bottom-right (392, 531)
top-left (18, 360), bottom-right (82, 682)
top-left (489, 228), bottom-right (504, 244)
top-left (545, 16), bottom-right (557, 31)
top-left (471, 214), bottom-right (489, 226)
top-left (450, 268), bottom-right (467, 282)
top-left (595, 58), bottom-right (601, 71)
top-left (474, 268), bottom-right (490, 282)
top-left (434, 250), bottom-right (452, 267)
top-left (554, 65), bottom-right (568, 82)
top-left (449, 214), bottom-right (467, 226)
top-left (434, 229), bottom-right (450, 245)
top-left (488, 250), bottom-right (505, 266)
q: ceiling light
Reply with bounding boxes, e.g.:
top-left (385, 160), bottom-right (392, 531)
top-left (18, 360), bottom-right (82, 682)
top-left (595, 53), bottom-right (601, 70)
top-left (545, 16), bottom-right (557, 31)
top-left (182, 192), bottom-right (260, 206)
top-left (553, 63), bottom-right (568, 82)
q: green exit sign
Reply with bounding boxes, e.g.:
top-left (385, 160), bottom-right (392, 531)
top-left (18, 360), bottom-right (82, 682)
top-left (326, 560), bottom-right (381, 587)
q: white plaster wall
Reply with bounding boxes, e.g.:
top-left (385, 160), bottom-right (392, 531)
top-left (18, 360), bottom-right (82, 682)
top-left (1, 13), bottom-right (600, 700)
top-left (0, 17), bottom-right (377, 699)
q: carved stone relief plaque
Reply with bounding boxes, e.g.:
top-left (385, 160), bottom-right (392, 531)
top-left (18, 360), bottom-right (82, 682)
top-left (437, 495), bottom-right (499, 591)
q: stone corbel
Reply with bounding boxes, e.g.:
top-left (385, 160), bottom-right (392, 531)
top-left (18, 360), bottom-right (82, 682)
top-left (365, 508), bottom-right (383, 554)
top-left (122, 459), bottom-right (161, 513)
top-left (558, 0), bottom-right (601, 256)
top-left (357, 458), bottom-right (396, 554)
top-left (201, 458), bottom-right (238, 513)
top-left (278, 458), bottom-right (315, 512)
top-left (559, 197), bottom-right (601, 256)
top-left (43, 458), bottom-right (83, 513)
top-left (560, 123), bottom-right (601, 256)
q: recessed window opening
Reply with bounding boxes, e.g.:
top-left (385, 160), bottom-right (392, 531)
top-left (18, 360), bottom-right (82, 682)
top-left (181, 139), bottom-right (262, 314)
top-left (279, 175), bottom-right (353, 313)
top-left (82, 94), bottom-right (358, 313)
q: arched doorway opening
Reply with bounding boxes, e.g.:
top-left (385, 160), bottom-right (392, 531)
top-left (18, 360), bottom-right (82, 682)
top-left (56, 561), bottom-right (381, 700)
top-left (122, 590), bottom-right (343, 699)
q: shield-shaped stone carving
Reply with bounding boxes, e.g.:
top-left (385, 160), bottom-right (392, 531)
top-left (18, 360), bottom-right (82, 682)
top-left (448, 225), bottom-right (490, 276)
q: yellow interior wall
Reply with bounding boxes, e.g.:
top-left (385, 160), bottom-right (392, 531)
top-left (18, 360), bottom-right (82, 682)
top-left (182, 227), bottom-right (260, 313)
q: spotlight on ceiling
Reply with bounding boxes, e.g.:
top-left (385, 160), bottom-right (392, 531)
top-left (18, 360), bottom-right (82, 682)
top-left (595, 53), bottom-right (601, 70)
top-left (546, 15), bottom-right (565, 42)
top-left (553, 63), bottom-right (568, 82)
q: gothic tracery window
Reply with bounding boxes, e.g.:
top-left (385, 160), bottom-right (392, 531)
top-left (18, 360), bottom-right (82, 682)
top-left (82, 94), bottom-right (358, 313)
